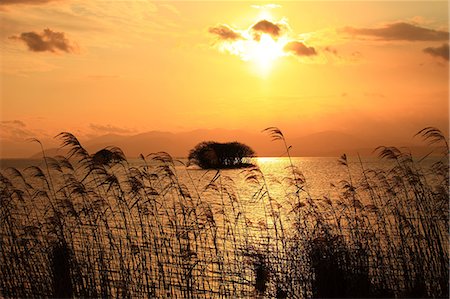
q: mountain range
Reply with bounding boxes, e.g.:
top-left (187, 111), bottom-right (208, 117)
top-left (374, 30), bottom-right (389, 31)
top-left (23, 128), bottom-right (431, 159)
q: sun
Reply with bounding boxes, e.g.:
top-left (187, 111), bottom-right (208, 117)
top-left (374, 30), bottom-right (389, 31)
top-left (246, 33), bottom-right (286, 73)
top-left (219, 32), bottom-right (287, 74)
top-left (212, 11), bottom-right (295, 75)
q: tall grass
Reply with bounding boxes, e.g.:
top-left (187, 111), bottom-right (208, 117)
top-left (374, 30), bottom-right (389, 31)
top-left (0, 128), bottom-right (448, 298)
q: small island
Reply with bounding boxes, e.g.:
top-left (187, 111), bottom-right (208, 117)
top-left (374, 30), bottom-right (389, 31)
top-left (188, 141), bottom-right (255, 169)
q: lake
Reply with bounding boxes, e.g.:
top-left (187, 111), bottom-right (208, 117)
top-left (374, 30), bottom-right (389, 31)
top-left (0, 155), bottom-right (447, 298)
top-left (0, 155), bottom-right (424, 199)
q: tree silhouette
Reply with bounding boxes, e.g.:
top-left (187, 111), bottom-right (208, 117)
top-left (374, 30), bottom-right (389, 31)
top-left (188, 141), bottom-right (255, 169)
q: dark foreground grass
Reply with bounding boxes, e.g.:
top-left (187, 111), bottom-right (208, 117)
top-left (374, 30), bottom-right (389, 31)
top-left (0, 128), bottom-right (448, 298)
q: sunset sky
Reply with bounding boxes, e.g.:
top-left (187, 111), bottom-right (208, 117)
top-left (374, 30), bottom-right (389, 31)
top-left (1, 1), bottom-right (448, 157)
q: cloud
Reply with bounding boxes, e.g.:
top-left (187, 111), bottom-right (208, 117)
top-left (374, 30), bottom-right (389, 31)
top-left (0, 0), bottom-right (59, 5)
top-left (343, 22), bottom-right (449, 41)
top-left (364, 92), bottom-right (385, 98)
top-left (423, 43), bottom-right (449, 61)
top-left (9, 28), bottom-right (77, 53)
top-left (209, 18), bottom-right (318, 63)
top-left (209, 25), bottom-right (242, 41)
top-left (0, 120), bottom-right (34, 141)
top-left (284, 41), bottom-right (317, 56)
top-left (324, 46), bottom-right (338, 55)
top-left (251, 20), bottom-right (282, 39)
top-left (87, 75), bottom-right (120, 80)
top-left (89, 124), bottom-right (135, 135)
top-left (251, 4), bottom-right (281, 10)
top-left (1, 120), bottom-right (26, 127)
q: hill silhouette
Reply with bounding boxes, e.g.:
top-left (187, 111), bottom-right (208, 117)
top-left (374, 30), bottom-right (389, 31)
top-left (22, 128), bottom-right (436, 159)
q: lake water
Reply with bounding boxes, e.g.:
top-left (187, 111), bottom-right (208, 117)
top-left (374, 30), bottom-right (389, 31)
top-left (0, 155), bottom-right (440, 234)
top-left (0, 155), bottom-right (417, 198)
top-left (0, 155), bottom-right (447, 298)
top-left (0, 156), bottom-right (397, 227)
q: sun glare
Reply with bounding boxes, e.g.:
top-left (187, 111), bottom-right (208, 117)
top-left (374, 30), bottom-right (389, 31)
top-left (220, 31), bottom-right (287, 75)
top-left (247, 33), bottom-right (285, 73)
top-left (215, 11), bottom-right (296, 75)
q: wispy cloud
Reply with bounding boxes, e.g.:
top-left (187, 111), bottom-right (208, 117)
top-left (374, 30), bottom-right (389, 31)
top-left (87, 75), bottom-right (120, 80)
top-left (423, 43), bottom-right (449, 61)
top-left (251, 4), bottom-right (281, 10)
top-left (89, 124), bottom-right (136, 135)
top-left (342, 22), bottom-right (449, 41)
top-left (9, 28), bottom-right (77, 53)
top-left (1, 1), bottom-right (181, 75)
top-left (0, 120), bottom-right (34, 141)
top-left (0, 0), bottom-right (60, 6)
top-left (1, 120), bottom-right (26, 127)
top-left (324, 46), bottom-right (338, 55)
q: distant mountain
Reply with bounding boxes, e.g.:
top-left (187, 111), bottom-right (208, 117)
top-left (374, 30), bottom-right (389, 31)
top-left (84, 133), bottom-right (126, 146)
top-left (26, 128), bottom-right (435, 159)
top-left (288, 130), bottom-right (368, 156)
top-left (82, 129), bottom-right (274, 158)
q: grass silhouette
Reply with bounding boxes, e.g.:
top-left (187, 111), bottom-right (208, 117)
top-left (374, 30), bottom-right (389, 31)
top-left (0, 128), bottom-right (447, 298)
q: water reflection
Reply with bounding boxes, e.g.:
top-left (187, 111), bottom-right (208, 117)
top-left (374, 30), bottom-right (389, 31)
top-left (0, 155), bottom-right (446, 297)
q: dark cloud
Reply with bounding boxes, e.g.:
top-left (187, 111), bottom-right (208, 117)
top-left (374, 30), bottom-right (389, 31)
top-left (251, 20), bottom-right (282, 39)
top-left (423, 43), bottom-right (449, 61)
top-left (0, 0), bottom-right (59, 6)
top-left (343, 22), bottom-right (449, 41)
top-left (9, 28), bottom-right (76, 53)
top-left (208, 19), bottom-right (319, 62)
top-left (90, 124), bottom-right (135, 135)
top-left (208, 25), bottom-right (242, 41)
top-left (284, 41), bottom-right (317, 56)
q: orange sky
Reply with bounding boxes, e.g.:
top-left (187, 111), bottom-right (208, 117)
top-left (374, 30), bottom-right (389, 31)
top-left (1, 1), bottom-right (448, 157)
